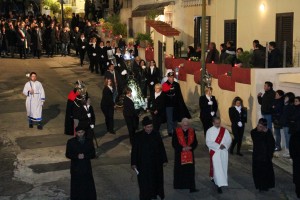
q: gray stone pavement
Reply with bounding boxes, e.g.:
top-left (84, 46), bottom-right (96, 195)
top-left (0, 55), bottom-right (297, 200)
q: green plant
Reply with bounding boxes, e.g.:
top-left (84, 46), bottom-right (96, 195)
top-left (43, 0), bottom-right (60, 13)
top-left (136, 33), bottom-right (153, 44)
top-left (147, 10), bottom-right (160, 20)
top-left (107, 15), bottom-right (120, 24)
top-left (175, 40), bottom-right (184, 48)
top-left (64, 7), bottom-right (73, 18)
top-left (238, 51), bottom-right (253, 68)
top-left (113, 23), bottom-right (127, 37)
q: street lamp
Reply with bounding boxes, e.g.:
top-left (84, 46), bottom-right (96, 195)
top-left (200, 0), bottom-right (206, 95)
top-left (60, 0), bottom-right (64, 26)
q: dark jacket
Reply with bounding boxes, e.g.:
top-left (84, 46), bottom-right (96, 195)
top-left (268, 48), bottom-right (281, 68)
top-left (100, 86), bottom-right (114, 108)
top-left (123, 96), bottom-right (137, 117)
top-left (279, 104), bottom-right (294, 127)
top-left (78, 37), bottom-right (88, 51)
top-left (145, 67), bottom-right (161, 86)
top-left (229, 106), bottom-right (247, 126)
top-left (6, 29), bottom-right (17, 46)
top-left (199, 95), bottom-right (218, 119)
top-left (31, 29), bottom-right (43, 50)
top-left (257, 89), bottom-right (276, 115)
top-left (288, 105), bottom-right (300, 135)
top-left (251, 49), bottom-right (265, 68)
top-left (60, 31), bottom-right (70, 43)
top-left (206, 49), bottom-right (220, 64)
top-left (271, 97), bottom-right (284, 126)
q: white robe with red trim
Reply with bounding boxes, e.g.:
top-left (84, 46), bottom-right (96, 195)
top-left (206, 126), bottom-right (232, 187)
top-left (23, 81), bottom-right (45, 122)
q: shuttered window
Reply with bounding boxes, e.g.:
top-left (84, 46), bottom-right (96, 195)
top-left (194, 16), bottom-right (211, 49)
top-left (224, 19), bottom-right (237, 46)
top-left (276, 13), bottom-right (294, 67)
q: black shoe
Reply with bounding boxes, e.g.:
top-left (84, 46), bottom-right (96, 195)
top-left (29, 124), bottom-right (33, 128)
top-left (190, 189), bottom-right (199, 193)
top-left (230, 151), bottom-right (233, 155)
top-left (109, 131), bottom-right (116, 134)
top-left (211, 178), bottom-right (215, 184)
top-left (37, 125), bottom-right (43, 130)
top-left (237, 153), bottom-right (243, 156)
top-left (217, 187), bottom-right (222, 194)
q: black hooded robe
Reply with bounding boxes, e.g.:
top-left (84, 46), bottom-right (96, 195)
top-left (131, 130), bottom-right (168, 200)
top-left (66, 137), bottom-right (97, 200)
top-left (251, 128), bottom-right (275, 191)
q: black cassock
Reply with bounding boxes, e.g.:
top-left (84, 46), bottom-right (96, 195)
top-left (131, 130), bottom-right (168, 200)
top-left (251, 128), bottom-right (275, 191)
top-left (172, 128), bottom-right (198, 190)
top-left (64, 90), bottom-right (78, 135)
top-left (66, 137), bottom-right (97, 200)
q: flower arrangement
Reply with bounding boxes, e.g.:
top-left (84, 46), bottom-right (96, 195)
top-left (189, 56), bottom-right (200, 62)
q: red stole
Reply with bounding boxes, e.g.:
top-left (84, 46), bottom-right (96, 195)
top-left (176, 127), bottom-right (195, 165)
top-left (209, 127), bottom-right (225, 177)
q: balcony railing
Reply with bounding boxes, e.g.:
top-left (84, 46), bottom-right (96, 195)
top-left (181, 0), bottom-right (211, 7)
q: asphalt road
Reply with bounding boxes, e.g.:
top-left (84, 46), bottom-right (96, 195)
top-left (0, 55), bottom-right (298, 200)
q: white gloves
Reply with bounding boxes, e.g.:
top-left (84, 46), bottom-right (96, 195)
top-left (87, 113), bottom-right (91, 118)
top-left (238, 121), bottom-right (243, 127)
top-left (101, 55), bottom-right (104, 58)
top-left (92, 53), bottom-right (96, 56)
top-left (90, 124), bottom-right (94, 129)
top-left (118, 63), bottom-right (120, 67)
top-left (210, 111), bottom-right (215, 116)
top-left (150, 82), bottom-right (154, 85)
top-left (107, 62), bottom-right (110, 65)
top-left (121, 70), bottom-right (127, 75)
top-left (208, 101), bottom-right (213, 105)
top-left (82, 46), bottom-right (85, 49)
top-left (142, 65), bottom-right (146, 69)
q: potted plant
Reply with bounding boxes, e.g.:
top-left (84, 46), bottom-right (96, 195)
top-left (136, 33), bottom-right (153, 48)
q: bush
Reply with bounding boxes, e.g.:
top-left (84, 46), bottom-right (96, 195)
top-left (136, 33), bottom-right (153, 44)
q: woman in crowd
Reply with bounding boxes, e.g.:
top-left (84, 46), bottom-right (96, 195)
top-left (289, 96), bottom-right (300, 198)
top-left (147, 83), bottom-right (165, 132)
top-left (279, 92), bottom-right (295, 157)
top-left (229, 96), bottom-right (247, 156)
top-left (100, 79), bottom-right (115, 134)
top-left (139, 59), bottom-right (148, 98)
top-left (272, 90), bottom-right (285, 151)
top-left (199, 87), bottom-right (218, 137)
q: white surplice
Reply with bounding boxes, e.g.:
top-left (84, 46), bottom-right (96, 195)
top-left (206, 126), bottom-right (232, 187)
top-left (23, 81), bottom-right (45, 122)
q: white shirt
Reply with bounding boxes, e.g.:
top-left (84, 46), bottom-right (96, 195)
top-left (155, 91), bottom-right (161, 99)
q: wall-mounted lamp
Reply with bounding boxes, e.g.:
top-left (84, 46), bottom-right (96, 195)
top-left (259, 3), bottom-right (265, 12)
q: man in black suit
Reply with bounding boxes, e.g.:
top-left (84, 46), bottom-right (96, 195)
top-left (97, 41), bottom-right (107, 75)
top-left (123, 87), bottom-right (139, 145)
top-left (87, 37), bottom-right (99, 73)
top-left (16, 21), bottom-right (27, 59)
top-left (146, 60), bottom-right (161, 98)
top-left (199, 87), bottom-right (218, 137)
top-left (147, 83), bottom-right (165, 132)
top-left (78, 33), bottom-right (87, 66)
top-left (104, 63), bottom-right (122, 102)
top-left (45, 23), bottom-right (56, 57)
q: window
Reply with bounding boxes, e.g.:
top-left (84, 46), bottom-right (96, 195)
top-left (194, 16), bottom-right (211, 49)
top-left (276, 12), bottom-right (294, 67)
top-left (224, 19), bottom-right (237, 46)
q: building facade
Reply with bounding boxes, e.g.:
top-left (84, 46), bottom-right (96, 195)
top-left (121, 0), bottom-right (300, 67)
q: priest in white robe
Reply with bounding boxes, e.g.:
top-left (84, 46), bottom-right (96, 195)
top-left (206, 117), bottom-right (232, 194)
top-left (23, 72), bottom-right (45, 129)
